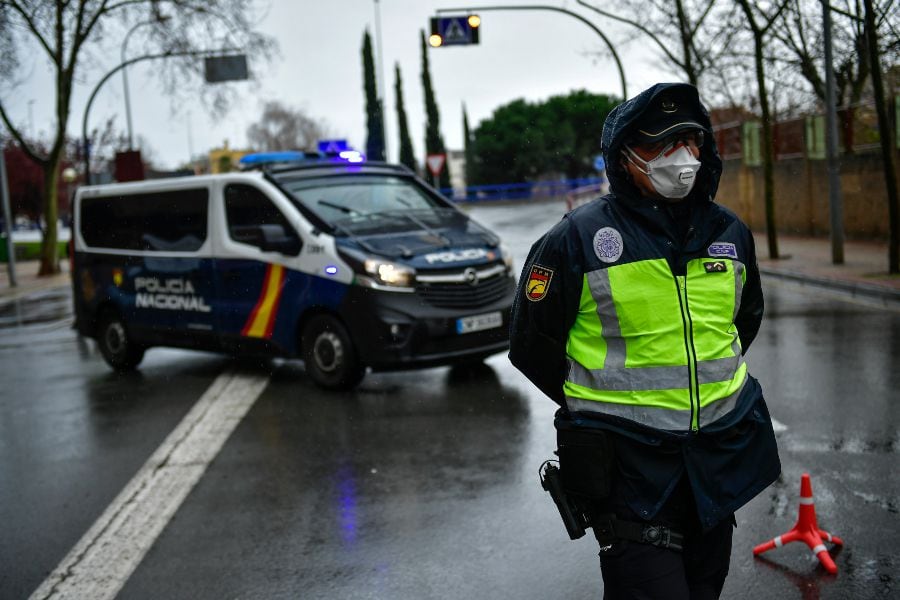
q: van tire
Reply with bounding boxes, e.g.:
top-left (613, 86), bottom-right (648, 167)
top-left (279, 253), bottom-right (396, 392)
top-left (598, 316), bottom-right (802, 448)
top-left (97, 310), bottom-right (145, 371)
top-left (301, 315), bottom-right (365, 390)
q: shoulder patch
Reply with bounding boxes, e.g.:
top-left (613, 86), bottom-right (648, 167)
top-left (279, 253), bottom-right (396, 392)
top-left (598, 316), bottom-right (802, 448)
top-left (526, 265), bottom-right (553, 301)
top-left (593, 227), bottom-right (624, 263)
top-left (708, 242), bottom-right (738, 259)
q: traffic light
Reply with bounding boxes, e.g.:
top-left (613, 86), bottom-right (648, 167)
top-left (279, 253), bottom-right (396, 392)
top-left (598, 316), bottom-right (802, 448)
top-left (429, 14), bottom-right (480, 47)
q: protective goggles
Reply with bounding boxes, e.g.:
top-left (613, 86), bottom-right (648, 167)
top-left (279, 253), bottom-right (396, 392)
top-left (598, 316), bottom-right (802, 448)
top-left (633, 129), bottom-right (705, 156)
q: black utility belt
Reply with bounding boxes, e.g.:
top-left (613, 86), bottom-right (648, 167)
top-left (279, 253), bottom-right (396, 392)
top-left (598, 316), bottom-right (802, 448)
top-left (539, 460), bottom-right (685, 551)
top-left (541, 423), bottom-right (684, 551)
top-left (594, 513), bottom-right (684, 552)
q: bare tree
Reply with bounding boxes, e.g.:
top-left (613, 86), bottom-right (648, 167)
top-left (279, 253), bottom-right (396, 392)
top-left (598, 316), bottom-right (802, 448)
top-left (246, 101), bottom-right (330, 151)
top-left (764, 0), bottom-right (871, 147)
top-left (576, 0), bottom-right (724, 86)
top-left (770, 0), bottom-right (867, 106)
top-left (0, 0), bottom-right (276, 276)
top-left (766, 0), bottom-right (897, 270)
top-left (863, 0), bottom-right (900, 273)
top-left (735, 0), bottom-right (791, 260)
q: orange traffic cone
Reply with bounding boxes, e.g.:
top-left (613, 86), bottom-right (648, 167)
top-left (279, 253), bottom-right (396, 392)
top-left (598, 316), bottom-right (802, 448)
top-left (753, 473), bottom-right (843, 574)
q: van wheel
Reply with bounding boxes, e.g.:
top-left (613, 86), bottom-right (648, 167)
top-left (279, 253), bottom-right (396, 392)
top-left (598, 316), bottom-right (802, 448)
top-left (301, 315), bottom-right (365, 390)
top-left (97, 311), bottom-right (145, 371)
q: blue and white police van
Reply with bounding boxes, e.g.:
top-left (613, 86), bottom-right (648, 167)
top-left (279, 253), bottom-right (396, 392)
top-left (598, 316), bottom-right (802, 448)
top-left (71, 152), bottom-right (515, 389)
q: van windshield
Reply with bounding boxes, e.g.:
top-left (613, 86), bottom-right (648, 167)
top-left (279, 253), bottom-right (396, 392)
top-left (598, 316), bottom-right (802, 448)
top-left (280, 175), bottom-right (459, 233)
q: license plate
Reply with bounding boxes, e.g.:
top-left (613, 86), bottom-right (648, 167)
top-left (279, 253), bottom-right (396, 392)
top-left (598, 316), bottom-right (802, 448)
top-left (456, 311), bottom-right (503, 334)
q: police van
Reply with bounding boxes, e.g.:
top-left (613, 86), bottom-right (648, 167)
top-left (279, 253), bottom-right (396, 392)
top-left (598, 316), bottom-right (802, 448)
top-left (71, 153), bottom-right (515, 389)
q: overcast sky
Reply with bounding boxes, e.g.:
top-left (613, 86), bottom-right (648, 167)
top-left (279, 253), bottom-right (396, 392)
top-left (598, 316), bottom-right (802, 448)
top-left (7, 0), bottom-right (674, 170)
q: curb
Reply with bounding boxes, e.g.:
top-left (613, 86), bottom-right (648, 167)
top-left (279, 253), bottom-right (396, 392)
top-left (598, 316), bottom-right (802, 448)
top-left (0, 275), bottom-right (71, 311)
top-left (760, 267), bottom-right (900, 310)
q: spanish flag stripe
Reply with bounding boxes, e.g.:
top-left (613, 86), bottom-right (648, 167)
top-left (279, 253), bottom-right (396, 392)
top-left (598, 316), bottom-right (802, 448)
top-left (261, 266), bottom-right (285, 338)
top-left (240, 265), bottom-right (273, 337)
top-left (241, 264), bottom-right (284, 338)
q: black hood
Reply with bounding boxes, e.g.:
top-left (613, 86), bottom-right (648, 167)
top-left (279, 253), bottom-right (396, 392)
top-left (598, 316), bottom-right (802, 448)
top-left (600, 82), bottom-right (723, 204)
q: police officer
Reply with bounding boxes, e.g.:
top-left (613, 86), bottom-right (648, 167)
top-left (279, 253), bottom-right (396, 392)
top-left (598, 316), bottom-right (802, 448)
top-left (510, 83), bottom-right (781, 599)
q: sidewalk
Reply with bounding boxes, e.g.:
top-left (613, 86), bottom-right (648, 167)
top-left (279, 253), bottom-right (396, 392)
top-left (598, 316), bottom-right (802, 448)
top-left (1, 236), bottom-right (899, 310)
top-left (0, 259), bottom-right (72, 307)
top-left (755, 234), bottom-right (900, 310)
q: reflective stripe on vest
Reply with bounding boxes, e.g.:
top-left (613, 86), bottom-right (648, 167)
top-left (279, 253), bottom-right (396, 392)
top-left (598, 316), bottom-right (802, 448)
top-left (566, 374), bottom-right (748, 430)
top-left (563, 257), bottom-right (748, 431)
top-left (567, 353), bottom-right (746, 391)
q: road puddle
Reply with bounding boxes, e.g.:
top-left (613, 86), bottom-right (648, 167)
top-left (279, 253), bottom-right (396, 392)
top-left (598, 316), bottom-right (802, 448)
top-left (0, 288), bottom-right (72, 328)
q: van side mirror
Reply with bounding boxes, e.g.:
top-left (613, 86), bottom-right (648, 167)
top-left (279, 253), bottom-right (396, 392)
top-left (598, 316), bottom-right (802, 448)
top-left (258, 224), bottom-right (302, 256)
top-left (232, 224), bottom-right (302, 256)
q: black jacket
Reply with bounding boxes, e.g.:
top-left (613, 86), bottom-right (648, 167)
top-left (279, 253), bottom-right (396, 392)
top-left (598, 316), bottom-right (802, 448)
top-left (509, 83), bottom-right (780, 528)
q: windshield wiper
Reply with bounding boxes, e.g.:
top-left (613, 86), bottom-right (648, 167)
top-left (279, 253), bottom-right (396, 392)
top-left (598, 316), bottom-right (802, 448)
top-left (375, 209), bottom-right (451, 248)
top-left (318, 199), bottom-right (365, 215)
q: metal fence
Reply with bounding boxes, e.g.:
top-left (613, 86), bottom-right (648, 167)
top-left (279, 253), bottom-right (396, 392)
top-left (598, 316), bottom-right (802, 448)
top-left (442, 176), bottom-right (606, 203)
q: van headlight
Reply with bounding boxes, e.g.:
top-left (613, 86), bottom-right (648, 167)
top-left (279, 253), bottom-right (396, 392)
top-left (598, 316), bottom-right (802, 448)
top-left (336, 247), bottom-right (417, 291)
top-left (360, 258), bottom-right (416, 290)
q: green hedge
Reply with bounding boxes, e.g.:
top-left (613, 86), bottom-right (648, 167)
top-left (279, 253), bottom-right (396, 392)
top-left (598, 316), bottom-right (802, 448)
top-left (0, 238), bottom-right (68, 262)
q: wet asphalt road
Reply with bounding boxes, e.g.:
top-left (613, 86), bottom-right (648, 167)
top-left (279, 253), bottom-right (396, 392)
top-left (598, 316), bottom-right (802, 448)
top-left (1, 201), bottom-right (898, 600)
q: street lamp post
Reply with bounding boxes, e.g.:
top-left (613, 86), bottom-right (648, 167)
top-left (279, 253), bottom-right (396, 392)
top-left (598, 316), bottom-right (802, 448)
top-left (822, 0), bottom-right (844, 265)
top-left (121, 17), bottom-right (170, 151)
top-left (0, 135), bottom-right (16, 287)
top-left (83, 49), bottom-right (229, 184)
top-left (82, 36), bottom-right (244, 184)
top-left (373, 0), bottom-right (389, 161)
top-left (436, 4), bottom-right (627, 100)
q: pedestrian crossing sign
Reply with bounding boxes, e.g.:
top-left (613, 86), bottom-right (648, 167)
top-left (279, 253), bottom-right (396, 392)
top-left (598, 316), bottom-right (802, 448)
top-left (317, 139), bottom-right (348, 154)
top-left (430, 15), bottom-right (480, 46)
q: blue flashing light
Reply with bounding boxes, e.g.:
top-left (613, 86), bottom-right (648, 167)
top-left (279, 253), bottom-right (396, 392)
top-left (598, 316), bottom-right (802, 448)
top-left (318, 139), bottom-right (349, 153)
top-left (324, 265), bottom-right (339, 276)
top-left (238, 147), bottom-right (365, 170)
top-left (338, 150), bottom-right (365, 164)
top-left (239, 151), bottom-right (307, 166)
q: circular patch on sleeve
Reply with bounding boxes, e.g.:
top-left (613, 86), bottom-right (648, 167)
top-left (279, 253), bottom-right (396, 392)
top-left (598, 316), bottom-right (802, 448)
top-left (593, 227), bottom-right (624, 263)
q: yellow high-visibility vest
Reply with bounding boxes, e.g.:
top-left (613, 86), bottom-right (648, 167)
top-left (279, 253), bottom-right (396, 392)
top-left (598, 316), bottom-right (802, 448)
top-left (564, 256), bottom-right (748, 432)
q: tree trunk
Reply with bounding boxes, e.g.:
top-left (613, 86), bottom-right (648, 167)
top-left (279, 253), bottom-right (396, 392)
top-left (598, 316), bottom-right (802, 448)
top-left (38, 157), bottom-right (61, 275)
top-left (675, 0), bottom-right (697, 86)
top-left (754, 34), bottom-right (779, 259)
top-left (863, 0), bottom-right (899, 273)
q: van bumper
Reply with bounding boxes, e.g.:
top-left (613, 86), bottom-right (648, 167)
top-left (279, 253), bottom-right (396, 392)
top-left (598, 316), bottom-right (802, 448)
top-left (340, 281), bottom-right (514, 371)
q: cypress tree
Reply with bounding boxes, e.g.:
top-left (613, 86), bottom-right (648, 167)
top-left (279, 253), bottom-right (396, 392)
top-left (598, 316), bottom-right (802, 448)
top-left (394, 63), bottom-right (416, 171)
top-left (362, 29), bottom-right (385, 161)
top-left (419, 30), bottom-right (451, 190)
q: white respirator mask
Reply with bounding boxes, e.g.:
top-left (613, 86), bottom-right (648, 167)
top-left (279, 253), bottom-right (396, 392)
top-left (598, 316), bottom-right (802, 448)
top-left (624, 143), bottom-right (701, 199)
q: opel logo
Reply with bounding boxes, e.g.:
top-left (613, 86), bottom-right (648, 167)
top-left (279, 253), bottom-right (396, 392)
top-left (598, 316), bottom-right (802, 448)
top-left (463, 267), bottom-right (479, 286)
top-left (661, 99), bottom-right (677, 113)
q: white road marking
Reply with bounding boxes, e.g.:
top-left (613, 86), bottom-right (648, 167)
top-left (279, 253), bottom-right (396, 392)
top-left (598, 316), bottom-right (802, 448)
top-left (771, 417), bottom-right (788, 433)
top-left (29, 369), bottom-right (270, 600)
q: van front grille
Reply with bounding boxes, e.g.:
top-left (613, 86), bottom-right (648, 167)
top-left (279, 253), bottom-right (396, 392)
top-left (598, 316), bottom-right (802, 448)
top-left (415, 270), bottom-right (513, 308)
